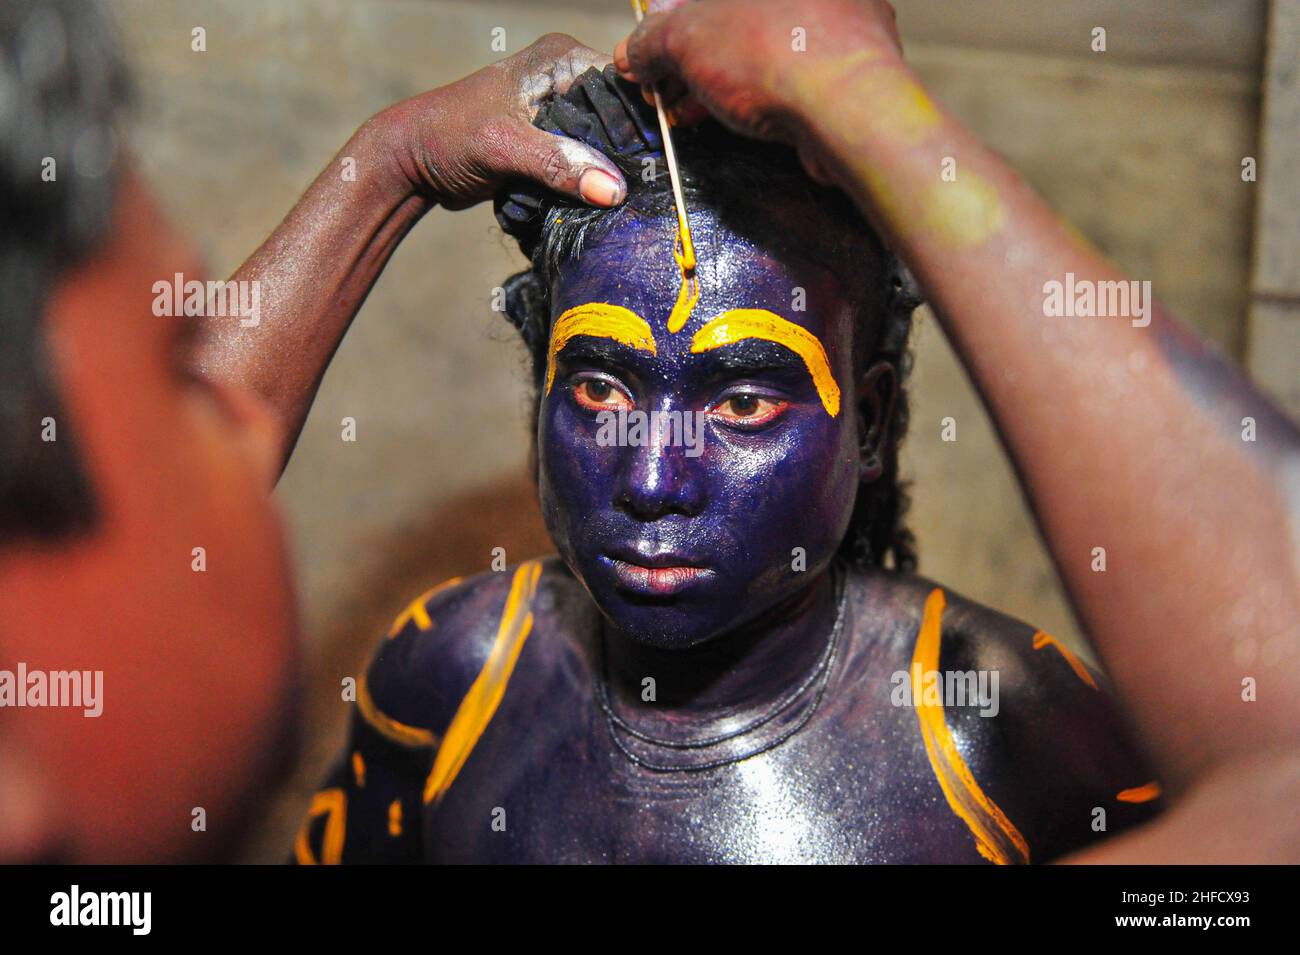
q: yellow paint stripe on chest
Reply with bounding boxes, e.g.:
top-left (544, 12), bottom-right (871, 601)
top-left (691, 310), bottom-right (842, 417)
top-left (913, 587), bottom-right (1030, 864)
top-left (424, 560), bottom-right (543, 806)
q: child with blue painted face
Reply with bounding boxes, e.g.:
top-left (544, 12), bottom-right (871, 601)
top-left (201, 6), bottom-right (1298, 863)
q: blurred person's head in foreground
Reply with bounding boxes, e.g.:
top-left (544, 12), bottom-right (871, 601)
top-left (0, 0), bottom-right (298, 862)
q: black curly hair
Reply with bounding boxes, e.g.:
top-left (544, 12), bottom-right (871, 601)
top-left (0, 0), bottom-right (129, 540)
top-left (494, 66), bottom-right (920, 572)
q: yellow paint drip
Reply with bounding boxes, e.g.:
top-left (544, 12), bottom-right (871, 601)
top-left (424, 561), bottom-right (542, 806)
top-left (913, 588), bottom-right (1030, 865)
top-left (388, 799), bottom-right (403, 837)
top-left (690, 309), bottom-right (842, 417)
top-left (545, 304), bottom-right (657, 394)
top-left (666, 224), bottom-right (699, 334)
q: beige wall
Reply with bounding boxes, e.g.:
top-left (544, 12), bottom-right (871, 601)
top-left (108, 0), bottom-right (1269, 860)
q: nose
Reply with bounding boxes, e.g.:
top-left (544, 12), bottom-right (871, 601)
top-left (613, 411), bottom-right (707, 520)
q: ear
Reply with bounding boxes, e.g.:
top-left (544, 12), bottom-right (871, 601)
top-left (856, 361), bottom-right (897, 482)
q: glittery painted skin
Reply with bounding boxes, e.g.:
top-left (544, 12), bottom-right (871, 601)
top-left (296, 560), bottom-right (1160, 863)
top-left (294, 209), bottom-right (1162, 864)
top-left (539, 209), bottom-right (860, 649)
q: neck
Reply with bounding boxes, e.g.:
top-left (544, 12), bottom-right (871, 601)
top-left (601, 565), bottom-right (840, 735)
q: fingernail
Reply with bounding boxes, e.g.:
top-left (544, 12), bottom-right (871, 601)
top-left (579, 168), bottom-right (624, 206)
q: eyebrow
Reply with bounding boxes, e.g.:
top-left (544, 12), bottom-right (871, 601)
top-left (554, 336), bottom-right (642, 368)
top-left (695, 337), bottom-right (807, 377)
top-left (545, 303), bottom-right (657, 395)
top-left (691, 310), bottom-right (842, 416)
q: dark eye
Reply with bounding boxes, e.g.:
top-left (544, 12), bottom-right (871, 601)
top-left (571, 377), bottom-right (633, 412)
top-left (709, 393), bottom-right (790, 428)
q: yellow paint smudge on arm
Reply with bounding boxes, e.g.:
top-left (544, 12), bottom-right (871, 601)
top-left (862, 163), bottom-right (1005, 250)
top-left (789, 52), bottom-right (940, 147)
top-left (691, 309), bottom-right (842, 416)
top-left (545, 305), bottom-right (658, 394)
top-left (913, 587), bottom-right (1030, 864)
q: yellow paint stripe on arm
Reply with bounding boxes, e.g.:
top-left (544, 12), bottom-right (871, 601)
top-left (913, 588), bottom-right (1030, 865)
top-left (545, 304), bottom-right (658, 394)
top-left (351, 751), bottom-right (366, 787)
top-left (424, 561), bottom-right (543, 806)
top-left (293, 788), bottom-right (347, 865)
top-left (1031, 631), bottom-right (1099, 690)
top-left (356, 676), bottom-right (440, 749)
top-left (691, 310), bottom-right (842, 417)
top-left (1117, 781), bottom-right (1162, 804)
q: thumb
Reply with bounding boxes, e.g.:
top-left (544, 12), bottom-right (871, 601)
top-left (499, 122), bottom-right (627, 208)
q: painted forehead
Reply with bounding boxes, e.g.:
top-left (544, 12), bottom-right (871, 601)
top-left (548, 212), bottom-right (851, 416)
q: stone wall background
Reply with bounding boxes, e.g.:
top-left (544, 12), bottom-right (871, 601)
top-left (107, 0), bottom-right (1277, 861)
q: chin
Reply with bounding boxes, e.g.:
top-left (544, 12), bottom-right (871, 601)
top-left (562, 549), bottom-right (792, 650)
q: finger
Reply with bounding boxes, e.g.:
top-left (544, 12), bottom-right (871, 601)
top-left (667, 95), bottom-right (709, 128)
top-left (493, 121), bottom-right (627, 207)
top-left (613, 12), bottom-right (677, 86)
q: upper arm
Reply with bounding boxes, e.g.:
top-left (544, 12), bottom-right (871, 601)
top-left (292, 575), bottom-right (486, 865)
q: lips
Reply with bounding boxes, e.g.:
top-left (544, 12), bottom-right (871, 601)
top-left (602, 548), bottom-right (713, 597)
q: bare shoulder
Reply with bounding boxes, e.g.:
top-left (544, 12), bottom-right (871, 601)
top-left (359, 556), bottom-right (583, 741)
top-left (853, 568), bottom-right (1164, 861)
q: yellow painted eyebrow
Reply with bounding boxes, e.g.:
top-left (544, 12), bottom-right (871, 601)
top-left (690, 309), bottom-right (842, 417)
top-left (545, 303), bottom-right (658, 395)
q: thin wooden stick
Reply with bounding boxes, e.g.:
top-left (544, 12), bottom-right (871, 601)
top-left (631, 0), bottom-right (695, 273)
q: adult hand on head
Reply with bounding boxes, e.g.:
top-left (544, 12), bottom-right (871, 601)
top-left (377, 33), bottom-right (628, 210)
top-left (615, 0), bottom-right (904, 184)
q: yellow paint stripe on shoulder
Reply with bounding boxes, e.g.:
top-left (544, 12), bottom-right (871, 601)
top-left (914, 588), bottom-right (1030, 865)
top-left (1031, 631), bottom-right (1099, 690)
top-left (424, 560), bottom-right (543, 806)
top-left (387, 576), bottom-right (465, 637)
